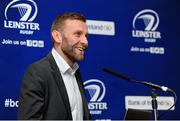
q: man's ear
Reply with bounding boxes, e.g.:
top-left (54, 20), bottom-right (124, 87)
top-left (51, 30), bottom-right (62, 44)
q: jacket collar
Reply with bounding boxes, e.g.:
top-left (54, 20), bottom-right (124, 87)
top-left (46, 53), bottom-right (73, 119)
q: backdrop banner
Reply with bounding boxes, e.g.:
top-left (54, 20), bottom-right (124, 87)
top-left (0, 0), bottom-right (180, 120)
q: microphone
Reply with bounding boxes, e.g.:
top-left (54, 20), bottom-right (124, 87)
top-left (142, 81), bottom-right (173, 92)
top-left (102, 67), bottom-right (173, 93)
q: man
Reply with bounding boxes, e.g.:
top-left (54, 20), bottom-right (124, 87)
top-left (18, 12), bottom-right (91, 120)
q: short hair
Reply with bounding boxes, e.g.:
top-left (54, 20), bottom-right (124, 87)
top-left (51, 12), bottom-right (86, 32)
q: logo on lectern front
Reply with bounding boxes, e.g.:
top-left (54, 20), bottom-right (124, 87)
top-left (84, 79), bottom-right (108, 115)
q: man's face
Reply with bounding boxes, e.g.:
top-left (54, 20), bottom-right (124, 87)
top-left (60, 19), bottom-right (88, 63)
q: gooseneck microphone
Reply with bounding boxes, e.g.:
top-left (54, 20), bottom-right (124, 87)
top-left (102, 67), bottom-right (177, 120)
top-left (102, 67), bottom-right (173, 93)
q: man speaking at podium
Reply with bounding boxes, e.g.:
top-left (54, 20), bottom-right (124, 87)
top-left (18, 12), bottom-right (91, 120)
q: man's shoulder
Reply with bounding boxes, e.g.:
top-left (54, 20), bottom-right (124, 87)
top-left (28, 53), bottom-right (53, 72)
top-left (22, 53), bottom-right (56, 85)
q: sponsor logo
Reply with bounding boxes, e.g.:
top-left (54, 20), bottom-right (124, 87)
top-left (132, 9), bottom-right (161, 43)
top-left (87, 20), bottom-right (115, 36)
top-left (125, 96), bottom-right (175, 110)
top-left (84, 79), bottom-right (108, 115)
top-left (4, 0), bottom-right (40, 35)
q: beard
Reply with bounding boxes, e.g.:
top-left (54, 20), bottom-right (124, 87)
top-left (61, 35), bottom-right (85, 63)
top-left (62, 45), bottom-right (85, 63)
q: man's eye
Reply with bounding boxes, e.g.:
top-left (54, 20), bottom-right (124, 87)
top-left (75, 32), bottom-right (81, 37)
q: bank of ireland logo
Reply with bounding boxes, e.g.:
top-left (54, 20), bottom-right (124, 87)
top-left (132, 9), bottom-right (161, 43)
top-left (84, 79), bottom-right (108, 115)
top-left (4, 0), bottom-right (40, 35)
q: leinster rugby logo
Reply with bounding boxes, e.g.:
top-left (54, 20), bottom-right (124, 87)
top-left (132, 9), bottom-right (161, 43)
top-left (5, 0), bottom-right (37, 21)
top-left (4, 0), bottom-right (40, 35)
top-left (84, 79), bottom-right (108, 115)
top-left (133, 9), bottom-right (159, 31)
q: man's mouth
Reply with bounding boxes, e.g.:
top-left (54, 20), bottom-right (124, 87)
top-left (77, 47), bottom-right (85, 52)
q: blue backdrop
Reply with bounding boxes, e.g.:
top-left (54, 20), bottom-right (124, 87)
top-left (0, 0), bottom-right (180, 120)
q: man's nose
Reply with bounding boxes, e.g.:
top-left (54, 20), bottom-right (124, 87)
top-left (81, 35), bottom-right (88, 47)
